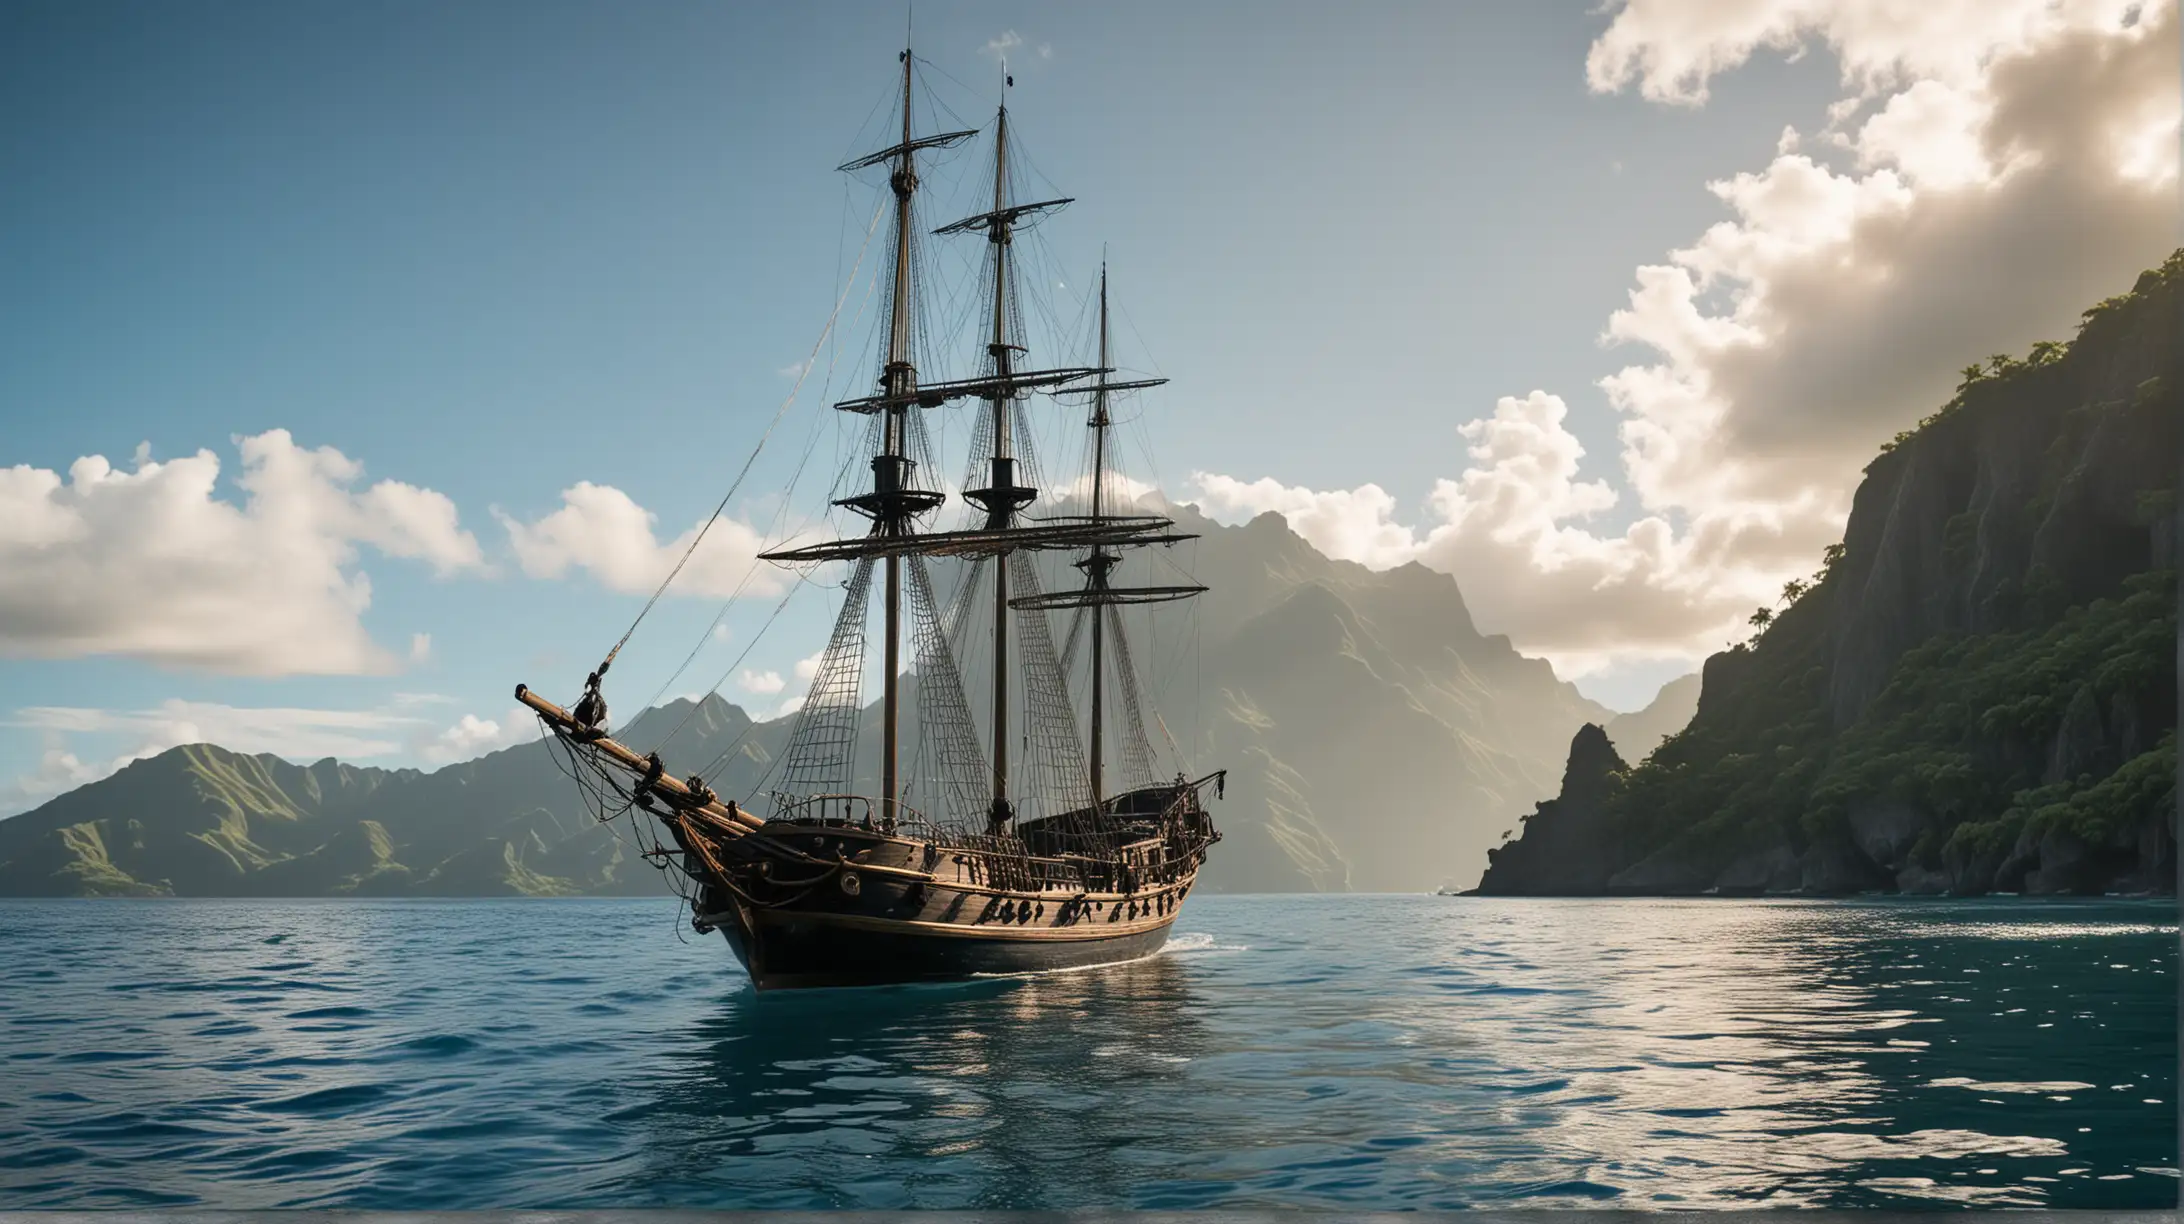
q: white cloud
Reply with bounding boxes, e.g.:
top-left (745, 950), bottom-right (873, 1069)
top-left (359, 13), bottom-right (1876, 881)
top-left (981, 30), bottom-right (1024, 61)
top-left (1586, 0), bottom-right (2092, 105)
top-left (14, 700), bottom-right (420, 761)
top-left (1048, 469), bottom-right (1160, 515)
top-left (1196, 0), bottom-right (2177, 676)
top-left (1600, 1), bottom-right (2177, 512)
top-left (1190, 473), bottom-right (1417, 568)
top-left (755, 651), bottom-right (826, 721)
top-left (0, 747), bottom-right (101, 815)
top-left (0, 431), bottom-right (483, 675)
top-left (738, 668), bottom-right (786, 696)
top-left (497, 482), bottom-right (786, 601)
top-left (1192, 392), bottom-right (1794, 676)
top-left (418, 707), bottom-right (532, 764)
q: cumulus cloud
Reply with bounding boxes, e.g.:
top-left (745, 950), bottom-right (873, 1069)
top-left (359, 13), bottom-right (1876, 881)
top-left (497, 482), bottom-right (787, 601)
top-left (15, 700), bottom-right (421, 762)
top-left (1196, 0), bottom-right (2178, 675)
top-left (1192, 473), bottom-right (1415, 568)
top-left (0, 748), bottom-right (101, 815)
top-left (755, 651), bottom-right (827, 721)
top-left (1193, 392), bottom-right (1807, 675)
top-left (0, 431), bottom-right (483, 675)
top-left (738, 668), bottom-right (786, 696)
top-left (1587, 0), bottom-right (2150, 103)
top-left (1048, 469), bottom-right (1162, 517)
top-left (1603, 0), bottom-right (2178, 512)
top-left (417, 707), bottom-right (532, 764)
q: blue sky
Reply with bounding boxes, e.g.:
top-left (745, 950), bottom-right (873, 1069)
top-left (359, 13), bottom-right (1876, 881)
top-left (2, 0), bottom-right (2175, 807)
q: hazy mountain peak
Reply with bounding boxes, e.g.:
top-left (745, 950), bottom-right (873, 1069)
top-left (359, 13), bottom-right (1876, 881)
top-left (1602, 673), bottom-right (1701, 764)
top-left (621, 691), bottom-right (754, 747)
top-left (6, 485), bottom-right (1631, 896)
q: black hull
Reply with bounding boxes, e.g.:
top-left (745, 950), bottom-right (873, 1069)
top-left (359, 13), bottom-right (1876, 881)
top-left (710, 904), bottom-right (1178, 990)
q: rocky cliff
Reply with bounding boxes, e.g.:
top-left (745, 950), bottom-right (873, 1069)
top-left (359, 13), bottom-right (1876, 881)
top-left (1477, 251), bottom-right (2181, 898)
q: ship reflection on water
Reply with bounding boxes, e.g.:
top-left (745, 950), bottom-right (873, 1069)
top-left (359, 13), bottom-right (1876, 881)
top-left (632, 950), bottom-right (1208, 1207)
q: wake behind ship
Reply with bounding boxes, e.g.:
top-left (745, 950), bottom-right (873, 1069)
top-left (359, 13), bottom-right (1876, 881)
top-left (518, 45), bottom-right (1221, 990)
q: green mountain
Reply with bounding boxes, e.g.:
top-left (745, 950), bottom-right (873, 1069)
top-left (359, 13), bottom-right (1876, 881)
top-left (1479, 251), bottom-right (2182, 897)
top-left (1, 508), bottom-right (1625, 896)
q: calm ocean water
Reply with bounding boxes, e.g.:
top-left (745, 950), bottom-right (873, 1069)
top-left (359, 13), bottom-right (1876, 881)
top-left (0, 895), bottom-right (2173, 1210)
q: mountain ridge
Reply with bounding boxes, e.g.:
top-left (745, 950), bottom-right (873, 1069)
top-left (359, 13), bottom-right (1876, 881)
top-left (1, 507), bottom-right (1636, 896)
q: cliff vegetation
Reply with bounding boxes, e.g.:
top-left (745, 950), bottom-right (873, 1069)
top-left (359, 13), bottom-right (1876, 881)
top-left (1480, 250), bottom-right (2181, 897)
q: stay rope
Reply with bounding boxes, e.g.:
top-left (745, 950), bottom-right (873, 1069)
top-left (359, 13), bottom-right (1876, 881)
top-left (592, 195), bottom-right (888, 678)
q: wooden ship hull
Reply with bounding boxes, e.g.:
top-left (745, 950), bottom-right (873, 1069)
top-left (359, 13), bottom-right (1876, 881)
top-left (700, 832), bottom-right (1191, 990)
top-left (518, 686), bottom-right (1218, 991)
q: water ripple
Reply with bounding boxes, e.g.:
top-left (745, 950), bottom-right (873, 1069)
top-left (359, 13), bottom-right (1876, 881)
top-left (0, 894), bottom-right (2171, 1209)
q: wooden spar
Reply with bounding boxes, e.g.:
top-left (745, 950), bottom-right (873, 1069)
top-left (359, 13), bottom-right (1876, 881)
top-left (514, 684), bottom-right (766, 832)
top-left (877, 45), bottom-right (917, 830)
top-left (1089, 265), bottom-right (1108, 808)
top-left (987, 103), bottom-right (1015, 830)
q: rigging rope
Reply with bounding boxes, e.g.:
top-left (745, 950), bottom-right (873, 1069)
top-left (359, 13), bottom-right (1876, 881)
top-left (772, 555), bottom-right (877, 813)
top-left (1007, 550), bottom-right (1095, 828)
top-left (905, 552), bottom-right (991, 831)
top-left (639, 205), bottom-right (891, 738)
top-left (592, 195), bottom-right (887, 678)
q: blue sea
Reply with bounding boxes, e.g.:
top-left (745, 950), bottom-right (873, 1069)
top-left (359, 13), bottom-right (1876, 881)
top-left (0, 895), bottom-right (2173, 1210)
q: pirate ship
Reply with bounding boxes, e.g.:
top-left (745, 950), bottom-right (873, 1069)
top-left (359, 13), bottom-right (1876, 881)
top-left (517, 46), bottom-right (1220, 990)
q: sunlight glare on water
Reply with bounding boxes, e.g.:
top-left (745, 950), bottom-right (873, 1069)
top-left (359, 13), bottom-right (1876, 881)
top-left (0, 895), bottom-right (2172, 1209)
